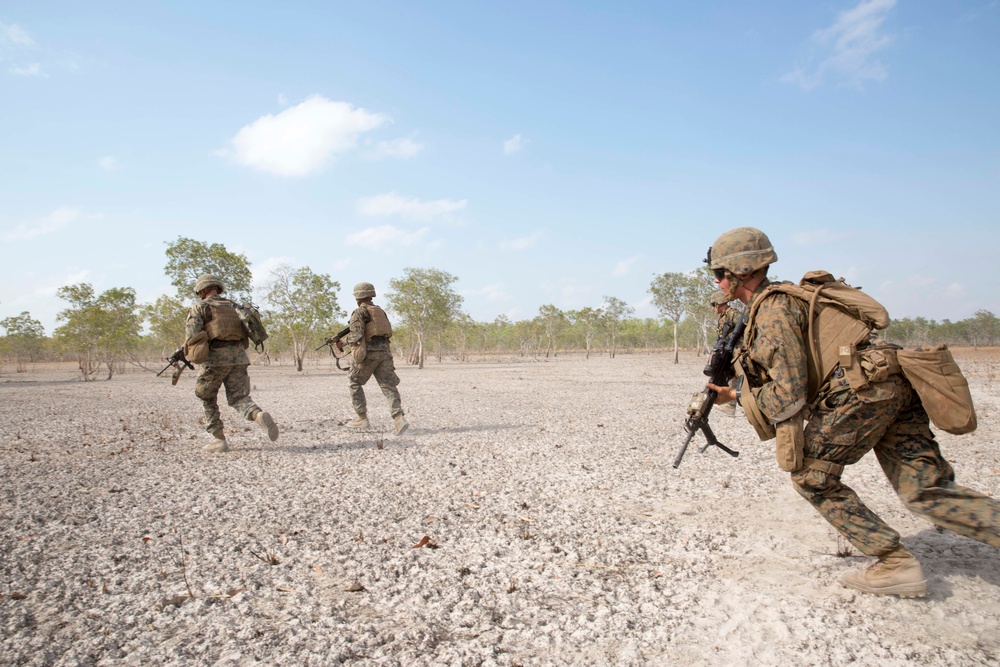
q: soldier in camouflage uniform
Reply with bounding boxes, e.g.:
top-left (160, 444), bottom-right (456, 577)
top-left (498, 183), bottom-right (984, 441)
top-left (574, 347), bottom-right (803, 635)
top-left (336, 282), bottom-right (409, 435)
top-left (705, 227), bottom-right (1000, 597)
top-left (185, 274), bottom-right (279, 453)
top-left (711, 290), bottom-right (740, 341)
top-left (711, 290), bottom-right (741, 416)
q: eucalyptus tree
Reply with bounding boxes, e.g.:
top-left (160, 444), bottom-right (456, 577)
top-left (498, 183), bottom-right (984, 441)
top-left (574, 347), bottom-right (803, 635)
top-left (385, 267), bottom-right (464, 369)
top-left (600, 296), bottom-right (634, 359)
top-left (537, 304), bottom-right (568, 358)
top-left (261, 264), bottom-right (344, 371)
top-left (567, 307), bottom-right (604, 359)
top-left (649, 270), bottom-right (702, 363)
top-left (0, 311), bottom-right (46, 372)
top-left (164, 236), bottom-right (254, 303)
top-left (55, 283), bottom-right (141, 380)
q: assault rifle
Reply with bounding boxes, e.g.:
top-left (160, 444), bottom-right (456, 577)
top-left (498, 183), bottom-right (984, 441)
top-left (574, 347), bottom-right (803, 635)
top-left (673, 315), bottom-right (747, 468)
top-left (157, 348), bottom-right (194, 386)
top-left (316, 326), bottom-right (352, 371)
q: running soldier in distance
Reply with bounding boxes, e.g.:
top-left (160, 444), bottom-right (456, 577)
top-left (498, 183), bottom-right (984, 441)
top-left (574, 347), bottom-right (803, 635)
top-left (337, 282), bottom-right (409, 436)
top-left (185, 274), bottom-right (279, 452)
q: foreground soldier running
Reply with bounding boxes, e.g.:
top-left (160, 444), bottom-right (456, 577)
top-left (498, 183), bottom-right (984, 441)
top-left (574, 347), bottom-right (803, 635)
top-left (705, 227), bottom-right (1000, 597)
top-left (184, 274), bottom-right (279, 452)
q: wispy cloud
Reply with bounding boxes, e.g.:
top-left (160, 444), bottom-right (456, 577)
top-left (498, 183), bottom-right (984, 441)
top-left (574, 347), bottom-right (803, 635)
top-left (782, 0), bottom-right (897, 91)
top-left (356, 192), bottom-right (466, 222)
top-left (466, 283), bottom-right (512, 303)
top-left (503, 134), bottom-right (528, 155)
top-left (345, 225), bottom-right (430, 250)
top-left (500, 231), bottom-right (542, 250)
top-left (612, 256), bottom-right (640, 277)
top-left (98, 155), bottom-right (121, 171)
top-left (362, 137), bottom-right (424, 161)
top-left (3, 207), bottom-right (80, 241)
top-left (221, 95), bottom-right (389, 177)
top-left (10, 62), bottom-right (42, 76)
top-left (1, 21), bottom-right (34, 46)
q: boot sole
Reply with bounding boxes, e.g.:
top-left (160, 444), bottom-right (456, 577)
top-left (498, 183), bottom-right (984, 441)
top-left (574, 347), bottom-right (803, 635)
top-left (394, 422), bottom-right (409, 436)
top-left (842, 577), bottom-right (928, 598)
top-left (258, 412), bottom-right (279, 441)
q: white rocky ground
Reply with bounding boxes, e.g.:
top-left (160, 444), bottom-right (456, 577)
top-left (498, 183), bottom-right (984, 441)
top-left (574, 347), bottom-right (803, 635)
top-left (1, 350), bottom-right (998, 666)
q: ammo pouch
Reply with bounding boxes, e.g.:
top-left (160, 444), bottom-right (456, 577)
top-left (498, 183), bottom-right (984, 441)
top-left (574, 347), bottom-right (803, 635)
top-left (896, 344), bottom-right (977, 435)
top-left (734, 359), bottom-right (776, 441)
top-left (838, 344), bottom-right (902, 403)
top-left (185, 331), bottom-right (210, 365)
top-left (352, 338), bottom-right (367, 365)
top-left (774, 416), bottom-right (805, 473)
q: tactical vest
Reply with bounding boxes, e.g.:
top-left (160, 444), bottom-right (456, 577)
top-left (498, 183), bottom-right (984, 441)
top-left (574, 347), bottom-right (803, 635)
top-left (743, 271), bottom-right (890, 402)
top-left (362, 304), bottom-right (392, 340)
top-left (203, 299), bottom-right (246, 342)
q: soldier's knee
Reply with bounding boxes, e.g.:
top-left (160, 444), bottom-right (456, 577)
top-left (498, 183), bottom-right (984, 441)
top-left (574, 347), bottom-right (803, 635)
top-left (194, 385), bottom-right (216, 401)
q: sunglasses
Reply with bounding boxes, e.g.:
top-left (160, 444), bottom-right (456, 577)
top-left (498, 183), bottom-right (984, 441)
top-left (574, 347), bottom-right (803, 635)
top-left (712, 267), bottom-right (727, 281)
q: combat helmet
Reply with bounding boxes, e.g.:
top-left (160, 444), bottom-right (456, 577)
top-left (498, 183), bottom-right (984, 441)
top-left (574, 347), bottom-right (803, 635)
top-left (707, 227), bottom-right (777, 276)
top-left (353, 282), bottom-right (376, 300)
top-left (194, 274), bottom-right (225, 295)
top-left (709, 290), bottom-right (729, 307)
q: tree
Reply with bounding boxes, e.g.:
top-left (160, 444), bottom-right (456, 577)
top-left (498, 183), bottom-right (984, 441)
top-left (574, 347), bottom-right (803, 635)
top-left (0, 311), bottom-right (46, 372)
top-left (567, 307), bottom-right (604, 359)
top-left (261, 264), bottom-right (344, 371)
top-left (537, 304), bottom-right (568, 358)
top-left (967, 310), bottom-right (1000, 348)
top-left (164, 237), bottom-right (254, 303)
top-left (55, 283), bottom-right (141, 380)
top-left (600, 296), bottom-right (634, 359)
top-left (649, 270), bottom-right (701, 363)
top-left (141, 295), bottom-right (188, 352)
top-left (385, 268), bottom-right (463, 369)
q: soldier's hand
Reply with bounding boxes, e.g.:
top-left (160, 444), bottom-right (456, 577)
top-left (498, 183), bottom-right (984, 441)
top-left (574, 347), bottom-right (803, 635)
top-left (335, 340), bottom-right (344, 351)
top-left (707, 383), bottom-right (736, 404)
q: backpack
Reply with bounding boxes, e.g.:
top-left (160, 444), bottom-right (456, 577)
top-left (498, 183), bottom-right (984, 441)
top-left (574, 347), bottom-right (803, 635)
top-left (746, 271), bottom-right (976, 434)
top-left (234, 302), bottom-right (269, 352)
top-left (745, 271), bottom-right (889, 399)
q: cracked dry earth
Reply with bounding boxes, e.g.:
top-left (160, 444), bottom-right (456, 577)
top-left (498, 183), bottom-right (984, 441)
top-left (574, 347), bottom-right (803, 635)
top-left (1, 350), bottom-right (999, 666)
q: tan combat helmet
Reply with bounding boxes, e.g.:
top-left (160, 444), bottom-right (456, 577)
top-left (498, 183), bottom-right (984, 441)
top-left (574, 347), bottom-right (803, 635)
top-left (707, 227), bottom-right (778, 276)
top-left (709, 290), bottom-right (729, 307)
top-left (194, 274), bottom-right (225, 295)
top-left (353, 282), bottom-right (376, 300)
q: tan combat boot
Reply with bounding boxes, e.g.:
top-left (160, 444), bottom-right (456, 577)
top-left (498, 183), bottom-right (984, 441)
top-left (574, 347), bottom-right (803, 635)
top-left (203, 429), bottom-right (229, 453)
top-left (255, 411), bottom-right (279, 442)
top-left (393, 414), bottom-right (409, 436)
top-left (347, 414), bottom-right (370, 429)
top-left (841, 547), bottom-right (928, 598)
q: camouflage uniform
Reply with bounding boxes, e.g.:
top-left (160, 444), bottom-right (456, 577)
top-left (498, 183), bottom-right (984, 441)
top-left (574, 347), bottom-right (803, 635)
top-left (716, 305), bottom-right (741, 341)
top-left (346, 304), bottom-right (404, 420)
top-left (186, 295), bottom-right (264, 435)
top-left (742, 278), bottom-right (1000, 556)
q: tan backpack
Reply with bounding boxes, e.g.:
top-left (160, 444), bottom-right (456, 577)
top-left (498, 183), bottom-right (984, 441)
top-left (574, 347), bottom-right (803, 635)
top-left (746, 271), bottom-right (976, 435)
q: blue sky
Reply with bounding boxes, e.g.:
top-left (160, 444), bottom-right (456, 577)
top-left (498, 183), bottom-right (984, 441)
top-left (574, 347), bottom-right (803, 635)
top-left (2, 0), bottom-right (998, 334)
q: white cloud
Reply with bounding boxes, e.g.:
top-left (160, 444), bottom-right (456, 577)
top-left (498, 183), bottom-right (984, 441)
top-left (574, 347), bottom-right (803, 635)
top-left (345, 225), bottom-right (430, 250)
top-left (782, 0), bottom-right (896, 91)
top-left (99, 155), bottom-right (121, 171)
top-left (612, 256), bottom-right (639, 277)
top-left (500, 231), bottom-right (542, 250)
top-left (1, 21), bottom-right (34, 46)
top-left (361, 137), bottom-right (424, 161)
top-left (503, 134), bottom-right (528, 155)
top-left (10, 63), bottom-right (42, 76)
top-left (221, 95), bottom-right (389, 177)
top-left (356, 192), bottom-right (467, 221)
top-left (3, 207), bottom-right (80, 241)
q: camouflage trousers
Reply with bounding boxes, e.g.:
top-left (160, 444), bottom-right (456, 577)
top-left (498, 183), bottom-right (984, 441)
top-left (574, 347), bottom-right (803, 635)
top-left (792, 374), bottom-right (1000, 557)
top-left (349, 347), bottom-right (403, 419)
top-left (194, 363), bottom-right (261, 434)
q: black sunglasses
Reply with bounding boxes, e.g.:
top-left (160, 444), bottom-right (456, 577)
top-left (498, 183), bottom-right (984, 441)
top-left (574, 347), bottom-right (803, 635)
top-left (712, 267), bottom-right (727, 281)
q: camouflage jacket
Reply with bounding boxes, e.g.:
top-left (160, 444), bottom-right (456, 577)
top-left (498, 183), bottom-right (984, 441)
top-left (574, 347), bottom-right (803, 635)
top-left (346, 303), bottom-right (391, 349)
top-left (739, 278), bottom-right (810, 423)
top-left (185, 296), bottom-right (250, 367)
top-left (716, 306), bottom-right (741, 340)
